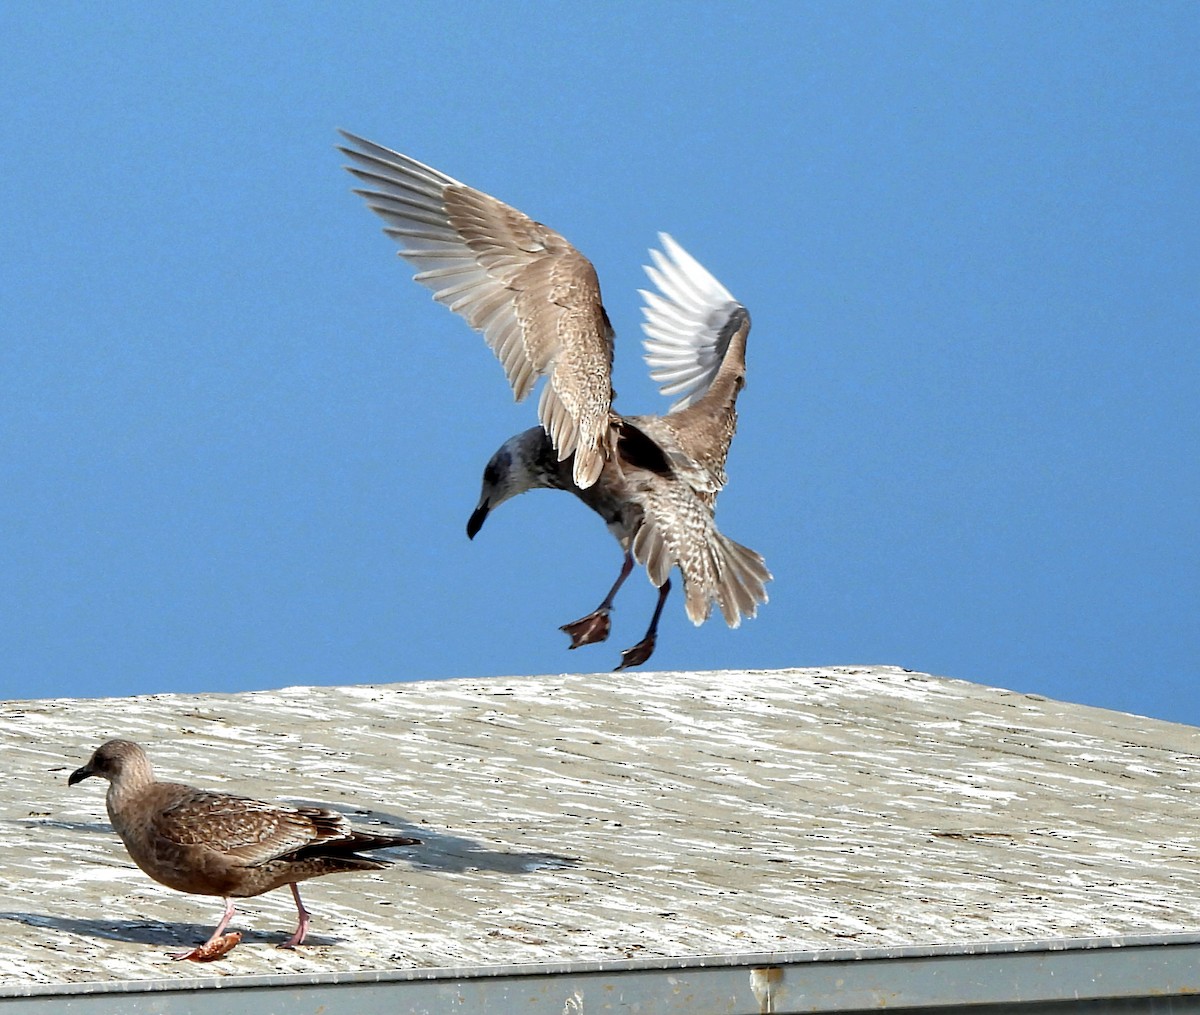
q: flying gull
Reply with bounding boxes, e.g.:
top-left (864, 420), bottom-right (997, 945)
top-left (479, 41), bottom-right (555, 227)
top-left (69, 739), bottom-right (419, 961)
top-left (340, 132), bottom-right (771, 668)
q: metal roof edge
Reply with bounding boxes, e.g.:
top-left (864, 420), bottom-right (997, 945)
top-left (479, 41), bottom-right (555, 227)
top-left (9, 931), bottom-right (1200, 1000)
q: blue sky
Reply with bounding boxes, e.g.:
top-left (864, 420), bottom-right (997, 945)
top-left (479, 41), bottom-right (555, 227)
top-left (2, 3), bottom-right (1197, 724)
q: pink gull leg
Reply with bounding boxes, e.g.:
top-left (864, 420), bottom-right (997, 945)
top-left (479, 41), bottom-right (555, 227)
top-left (171, 897), bottom-right (238, 961)
top-left (279, 883), bottom-right (310, 949)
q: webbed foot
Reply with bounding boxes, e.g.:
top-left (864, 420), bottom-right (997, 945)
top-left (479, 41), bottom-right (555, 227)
top-left (560, 609), bottom-right (612, 648)
top-left (171, 931), bottom-right (242, 962)
top-left (615, 635), bottom-right (656, 671)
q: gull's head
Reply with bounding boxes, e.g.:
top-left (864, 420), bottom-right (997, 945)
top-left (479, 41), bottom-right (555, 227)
top-left (467, 428), bottom-right (556, 539)
top-left (68, 739), bottom-right (150, 787)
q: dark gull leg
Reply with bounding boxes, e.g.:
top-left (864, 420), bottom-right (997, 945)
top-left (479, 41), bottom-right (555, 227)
top-left (560, 551), bottom-right (635, 649)
top-left (279, 882), bottom-right (311, 949)
top-left (171, 897), bottom-right (241, 961)
top-left (615, 578), bottom-right (671, 671)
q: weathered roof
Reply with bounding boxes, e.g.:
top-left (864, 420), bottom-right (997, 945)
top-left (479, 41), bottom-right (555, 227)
top-left (2, 665), bottom-right (1199, 990)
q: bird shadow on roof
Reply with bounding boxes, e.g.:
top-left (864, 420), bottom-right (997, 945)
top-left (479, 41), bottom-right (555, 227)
top-left (286, 800), bottom-right (581, 876)
top-left (0, 912), bottom-right (339, 949)
top-left (13, 818), bottom-right (113, 834)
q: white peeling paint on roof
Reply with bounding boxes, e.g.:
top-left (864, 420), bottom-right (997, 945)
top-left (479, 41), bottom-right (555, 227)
top-left (1, 665), bottom-right (1199, 988)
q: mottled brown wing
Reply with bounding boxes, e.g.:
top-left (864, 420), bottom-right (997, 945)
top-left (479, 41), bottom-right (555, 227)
top-left (340, 131), bottom-right (613, 489)
top-left (152, 787), bottom-right (350, 866)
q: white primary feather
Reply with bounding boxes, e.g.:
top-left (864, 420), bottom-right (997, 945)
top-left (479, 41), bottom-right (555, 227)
top-left (639, 233), bottom-right (743, 412)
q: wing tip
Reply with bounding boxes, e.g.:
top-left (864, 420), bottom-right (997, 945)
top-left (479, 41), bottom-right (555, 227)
top-left (572, 448), bottom-right (605, 489)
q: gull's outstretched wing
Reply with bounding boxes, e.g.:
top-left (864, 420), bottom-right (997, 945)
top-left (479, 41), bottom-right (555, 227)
top-left (640, 233), bottom-right (744, 413)
top-left (340, 131), bottom-right (613, 488)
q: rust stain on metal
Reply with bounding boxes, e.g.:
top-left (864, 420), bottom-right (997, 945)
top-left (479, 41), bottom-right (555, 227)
top-left (750, 965), bottom-right (783, 1012)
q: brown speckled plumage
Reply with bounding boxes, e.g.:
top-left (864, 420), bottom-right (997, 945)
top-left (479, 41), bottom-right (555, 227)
top-left (68, 739), bottom-right (419, 958)
top-left (340, 133), bottom-right (770, 669)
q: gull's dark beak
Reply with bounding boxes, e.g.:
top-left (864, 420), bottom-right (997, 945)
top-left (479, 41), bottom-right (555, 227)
top-left (68, 763), bottom-right (93, 786)
top-left (466, 501), bottom-right (490, 540)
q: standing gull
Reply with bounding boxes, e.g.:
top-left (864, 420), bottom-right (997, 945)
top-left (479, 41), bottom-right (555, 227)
top-left (69, 739), bottom-right (420, 961)
top-left (340, 132), bottom-right (771, 668)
